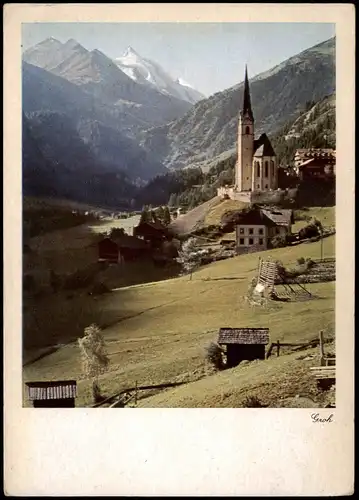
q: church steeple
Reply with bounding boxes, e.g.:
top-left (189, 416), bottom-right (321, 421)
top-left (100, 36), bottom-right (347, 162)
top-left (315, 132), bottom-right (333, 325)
top-left (242, 65), bottom-right (254, 121)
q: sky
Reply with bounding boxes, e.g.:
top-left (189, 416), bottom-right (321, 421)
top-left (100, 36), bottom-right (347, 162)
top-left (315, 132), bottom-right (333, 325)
top-left (22, 22), bottom-right (335, 97)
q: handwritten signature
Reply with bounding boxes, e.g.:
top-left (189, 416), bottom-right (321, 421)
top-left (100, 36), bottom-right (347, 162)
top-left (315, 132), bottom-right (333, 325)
top-left (311, 413), bottom-right (334, 423)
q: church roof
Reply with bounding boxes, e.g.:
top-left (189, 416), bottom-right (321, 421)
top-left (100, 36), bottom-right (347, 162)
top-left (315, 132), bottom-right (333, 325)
top-left (241, 65), bottom-right (254, 121)
top-left (253, 133), bottom-right (276, 157)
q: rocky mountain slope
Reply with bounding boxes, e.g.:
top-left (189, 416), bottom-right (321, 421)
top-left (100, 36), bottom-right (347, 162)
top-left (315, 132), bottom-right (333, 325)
top-left (23, 38), bottom-right (192, 136)
top-left (22, 62), bottom-right (169, 207)
top-left (135, 91), bottom-right (336, 209)
top-left (22, 112), bottom-right (139, 208)
top-left (114, 46), bottom-right (205, 104)
top-left (141, 37), bottom-right (335, 171)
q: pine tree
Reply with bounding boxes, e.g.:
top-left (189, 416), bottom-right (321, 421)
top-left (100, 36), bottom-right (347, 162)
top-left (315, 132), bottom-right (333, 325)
top-left (156, 206), bottom-right (165, 223)
top-left (140, 205), bottom-right (150, 224)
top-left (163, 206), bottom-right (171, 226)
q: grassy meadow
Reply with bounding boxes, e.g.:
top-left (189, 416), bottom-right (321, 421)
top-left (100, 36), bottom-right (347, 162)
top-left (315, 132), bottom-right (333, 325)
top-left (23, 208), bottom-right (335, 408)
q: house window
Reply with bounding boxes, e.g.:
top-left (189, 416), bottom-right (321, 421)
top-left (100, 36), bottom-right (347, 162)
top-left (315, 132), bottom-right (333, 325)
top-left (276, 227), bottom-right (281, 234)
top-left (265, 161), bottom-right (269, 177)
top-left (249, 228), bottom-right (254, 234)
top-left (239, 227), bottom-right (244, 234)
top-left (256, 162), bottom-right (260, 177)
top-left (249, 238), bottom-right (254, 245)
top-left (239, 238), bottom-right (244, 245)
top-left (258, 228), bottom-right (263, 235)
top-left (245, 126), bottom-right (250, 134)
top-left (259, 238), bottom-right (264, 245)
top-left (265, 184), bottom-right (268, 189)
top-left (257, 184), bottom-right (260, 189)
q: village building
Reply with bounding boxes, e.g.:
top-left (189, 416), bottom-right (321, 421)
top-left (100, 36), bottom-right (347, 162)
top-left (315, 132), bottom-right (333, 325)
top-left (218, 328), bottom-right (270, 367)
top-left (133, 220), bottom-right (171, 249)
top-left (217, 67), bottom-right (280, 203)
top-left (98, 235), bottom-right (149, 263)
top-left (294, 148), bottom-right (336, 181)
top-left (235, 207), bottom-right (293, 253)
top-left (25, 380), bottom-right (78, 408)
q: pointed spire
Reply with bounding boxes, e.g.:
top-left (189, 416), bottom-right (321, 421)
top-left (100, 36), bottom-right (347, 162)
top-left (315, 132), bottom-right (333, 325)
top-left (242, 65), bottom-right (254, 121)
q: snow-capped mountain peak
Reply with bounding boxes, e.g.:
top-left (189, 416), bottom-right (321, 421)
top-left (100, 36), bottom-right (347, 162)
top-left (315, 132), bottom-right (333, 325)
top-left (114, 47), bottom-right (205, 104)
top-left (121, 46), bottom-right (140, 59)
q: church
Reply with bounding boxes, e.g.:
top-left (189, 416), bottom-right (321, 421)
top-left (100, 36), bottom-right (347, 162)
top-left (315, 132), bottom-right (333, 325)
top-left (217, 67), bottom-right (279, 202)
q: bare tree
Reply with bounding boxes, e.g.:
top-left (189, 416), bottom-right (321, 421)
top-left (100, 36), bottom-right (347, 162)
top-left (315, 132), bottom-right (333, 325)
top-left (78, 324), bottom-right (110, 402)
top-left (176, 237), bottom-right (204, 280)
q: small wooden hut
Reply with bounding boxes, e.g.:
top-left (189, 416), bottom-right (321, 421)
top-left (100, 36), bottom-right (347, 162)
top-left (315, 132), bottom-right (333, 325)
top-left (25, 380), bottom-right (77, 408)
top-left (218, 328), bottom-right (270, 368)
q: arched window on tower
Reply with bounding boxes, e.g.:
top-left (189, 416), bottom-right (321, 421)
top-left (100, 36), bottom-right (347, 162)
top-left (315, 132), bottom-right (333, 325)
top-left (255, 161), bottom-right (260, 177)
top-left (245, 126), bottom-right (250, 135)
top-left (264, 161), bottom-right (269, 177)
top-left (271, 160), bottom-right (275, 177)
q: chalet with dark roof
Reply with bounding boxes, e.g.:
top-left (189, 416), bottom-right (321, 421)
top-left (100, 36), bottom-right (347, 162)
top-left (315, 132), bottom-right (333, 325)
top-left (294, 148), bottom-right (336, 181)
top-left (98, 235), bottom-right (149, 263)
top-left (133, 220), bottom-right (171, 249)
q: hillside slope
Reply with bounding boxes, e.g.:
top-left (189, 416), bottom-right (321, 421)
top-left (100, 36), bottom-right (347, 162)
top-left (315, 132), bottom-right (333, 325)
top-left (23, 223), bottom-right (335, 408)
top-left (141, 37), bottom-right (335, 170)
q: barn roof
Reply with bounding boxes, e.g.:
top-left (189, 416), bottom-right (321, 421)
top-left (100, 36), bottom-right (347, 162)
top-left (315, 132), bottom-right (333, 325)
top-left (25, 380), bottom-right (77, 400)
top-left (111, 235), bottom-right (148, 249)
top-left (218, 328), bottom-right (269, 345)
top-left (136, 220), bottom-right (168, 231)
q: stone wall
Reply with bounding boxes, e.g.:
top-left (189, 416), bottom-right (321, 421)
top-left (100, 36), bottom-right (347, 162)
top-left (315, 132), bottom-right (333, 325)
top-left (217, 186), bottom-right (298, 204)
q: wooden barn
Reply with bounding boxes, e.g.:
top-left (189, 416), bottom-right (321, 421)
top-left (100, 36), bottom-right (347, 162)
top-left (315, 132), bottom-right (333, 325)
top-left (98, 235), bottom-right (149, 263)
top-left (133, 220), bottom-right (171, 249)
top-left (25, 380), bottom-right (77, 408)
top-left (98, 237), bottom-right (122, 263)
top-left (218, 328), bottom-right (270, 368)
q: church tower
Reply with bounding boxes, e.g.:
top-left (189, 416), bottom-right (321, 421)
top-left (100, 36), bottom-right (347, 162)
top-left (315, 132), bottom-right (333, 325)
top-left (236, 66), bottom-right (254, 191)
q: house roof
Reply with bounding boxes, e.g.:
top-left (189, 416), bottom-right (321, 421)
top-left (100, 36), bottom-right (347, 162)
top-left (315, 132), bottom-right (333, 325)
top-left (25, 380), bottom-right (77, 400)
top-left (261, 208), bottom-right (293, 226)
top-left (112, 234), bottom-right (148, 249)
top-left (218, 328), bottom-right (269, 345)
top-left (134, 220), bottom-right (169, 237)
top-left (234, 207), bottom-right (292, 228)
top-left (253, 133), bottom-right (276, 157)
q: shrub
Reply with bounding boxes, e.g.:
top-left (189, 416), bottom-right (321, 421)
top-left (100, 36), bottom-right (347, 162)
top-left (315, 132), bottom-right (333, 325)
top-left (205, 342), bottom-right (224, 370)
top-left (63, 265), bottom-right (98, 290)
top-left (298, 223), bottom-right (320, 240)
top-left (242, 395), bottom-right (266, 408)
top-left (92, 380), bottom-right (107, 404)
top-left (271, 235), bottom-right (287, 248)
top-left (297, 257), bottom-right (306, 266)
top-left (90, 282), bottom-right (111, 296)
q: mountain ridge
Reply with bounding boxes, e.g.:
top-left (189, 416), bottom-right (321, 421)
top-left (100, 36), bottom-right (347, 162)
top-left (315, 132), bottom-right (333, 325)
top-left (140, 37), bottom-right (335, 172)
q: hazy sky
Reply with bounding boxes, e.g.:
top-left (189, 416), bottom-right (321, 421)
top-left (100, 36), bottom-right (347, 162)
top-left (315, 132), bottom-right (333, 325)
top-left (22, 22), bottom-right (335, 96)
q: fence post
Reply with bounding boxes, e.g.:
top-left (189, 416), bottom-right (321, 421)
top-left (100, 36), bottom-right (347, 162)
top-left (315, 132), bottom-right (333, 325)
top-left (276, 340), bottom-right (280, 357)
top-left (319, 330), bottom-right (325, 366)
